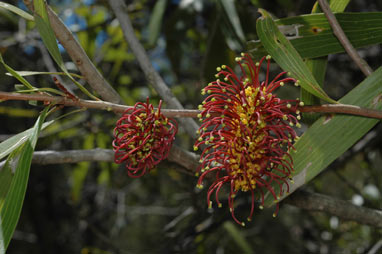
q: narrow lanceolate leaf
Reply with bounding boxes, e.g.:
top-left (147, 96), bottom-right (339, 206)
top-left (148, 0), bottom-right (167, 46)
top-left (6, 71), bottom-right (83, 79)
top-left (0, 107), bottom-right (49, 251)
top-left (0, 53), bottom-right (34, 90)
top-left (250, 12), bottom-right (382, 59)
top-left (0, 121), bottom-right (53, 161)
top-left (0, 2), bottom-right (34, 21)
top-left (220, 0), bottom-right (246, 42)
top-left (263, 67), bottom-right (382, 207)
top-left (33, 1), bottom-right (98, 100)
top-left (256, 9), bottom-right (336, 104)
top-left (301, 0), bottom-right (350, 123)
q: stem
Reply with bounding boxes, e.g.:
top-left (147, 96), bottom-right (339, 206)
top-left (1, 91), bottom-right (382, 119)
top-left (108, 0), bottom-right (199, 138)
top-left (23, 0), bottom-right (123, 104)
top-left (318, 0), bottom-right (373, 76)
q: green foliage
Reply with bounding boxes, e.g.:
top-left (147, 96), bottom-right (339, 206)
top-left (256, 9), bottom-right (335, 103)
top-left (0, 2), bottom-right (34, 21)
top-left (265, 67), bottom-right (382, 206)
top-left (250, 12), bottom-right (382, 59)
top-left (0, 107), bottom-right (49, 252)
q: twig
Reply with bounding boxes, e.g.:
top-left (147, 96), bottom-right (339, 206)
top-left (108, 0), bottom-right (199, 138)
top-left (2, 91), bottom-right (382, 119)
top-left (318, 0), bottom-right (373, 76)
top-left (286, 190), bottom-right (382, 228)
top-left (23, 0), bottom-right (123, 104)
top-left (297, 104), bottom-right (382, 119)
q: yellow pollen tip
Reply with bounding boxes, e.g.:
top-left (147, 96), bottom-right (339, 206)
top-left (255, 62), bottom-right (260, 67)
top-left (222, 65), bottom-right (226, 69)
top-left (299, 101), bottom-right (305, 106)
top-left (259, 205), bottom-right (264, 210)
top-left (193, 146), bottom-right (198, 151)
top-left (297, 115), bottom-right (301, 120)
top-left (247, 217), bottom-right (252, 222)
top-left (216, 67), bottom-right (221, 71)
top-left (287, 104), bottom-right (291, 108)
top-left (296, 123), bottom-right (302, 128)
top-left (208, 201), bottom-right (212, 209)
top-left (266, 55), bottom-right (271, 60)
top-left (215, 74), bottom-right (219, 78)
top-left (218, 203), bottom-right (222, 208)
top-left (194, 172), bottom-right (199, 177)
top-left (272, 213), bottom-right (277, 218)
top-left (235, 57), bottom-right (241, 62)
top-left (280, 82), bottom-right (284, 86)
top-left (241, 222), bottom-right (245, 227)
top-left (241, 52), bottom-right (245, 57)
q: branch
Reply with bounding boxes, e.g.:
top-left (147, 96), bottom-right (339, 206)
top-left (2, 146), bottom-right (380, 227)
top-left (21, 146), bottom-right (198, 174)
top-left (23, 0), bottom-right (123, 104)
top-left (3, 91), bottom-right (382, 119)
top-left (318, 0), bottom-right (373, 76)
top-left (108, 0), bottom-right (199, 138)
top-left (286, 190), bottom-right (382, 228)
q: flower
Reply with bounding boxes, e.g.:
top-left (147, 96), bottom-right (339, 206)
top-left (113, 99), bottom-right (177, 177)
top-left (194, 53), bottom-right (302, 225)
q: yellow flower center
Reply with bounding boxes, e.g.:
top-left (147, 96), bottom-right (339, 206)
top-left (229, 86), bottom-right (268, 192)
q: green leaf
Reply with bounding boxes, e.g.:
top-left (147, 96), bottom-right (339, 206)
top-left (0, 121), bottom-right (53, 161)
top-left (0, 2), bottom-right (34, 21)
top-left (6, 70), bottom-right (83, 79)
top-left (301, 0), bottom-right (350, 123)
top-left (264, 67), bottom-right (382, 206)
top-left (32, 2), bottom-right (98, 100)
top-left (0, 148), bottom-right (24, 211)
top-left (0, 53), bottom-right (34, 90)
top-left (148, 0), bottom-right (167, 46)
top-left (256, 9), bottom-right (336, 103)
top-left (220, 0), bottom-right (246, 43)
top-left (250, 12), bottom-right (382, 59)
top-left (0, 107), bottom-right (49, 251)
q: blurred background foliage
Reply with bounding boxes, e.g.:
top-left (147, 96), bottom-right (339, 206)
top-left (0, 0), bottom-right (382, 253)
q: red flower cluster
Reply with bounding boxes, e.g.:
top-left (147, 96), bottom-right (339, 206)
top-left (113, 99), bottom-right (177, 177)
top-left (194, 53), bottom-right (302, 225)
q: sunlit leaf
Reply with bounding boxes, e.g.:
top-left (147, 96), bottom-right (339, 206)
top-left (0, 2), bottom-right (34, 21)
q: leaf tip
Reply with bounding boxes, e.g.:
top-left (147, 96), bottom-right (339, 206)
top-left (257, 8), bottom-right (270, 19)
